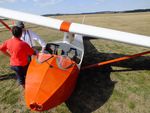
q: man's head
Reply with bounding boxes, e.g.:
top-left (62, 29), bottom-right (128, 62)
top-left (16, 21), bottom-right (25, 28)
top-left (12, 26), bottom-right (22, 38)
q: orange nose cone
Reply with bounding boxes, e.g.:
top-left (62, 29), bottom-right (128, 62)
top-left (25, 55), bottom-right (80, 111)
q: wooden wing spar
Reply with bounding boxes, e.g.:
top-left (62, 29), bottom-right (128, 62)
top-left (0, 7), bottom-right (150, 48)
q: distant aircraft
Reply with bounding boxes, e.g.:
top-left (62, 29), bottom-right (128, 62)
top-left (0, 8), bottom-right (150, 111)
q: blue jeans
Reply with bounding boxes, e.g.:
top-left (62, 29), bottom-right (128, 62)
top-left (11, 65), bottom-right (28, 85)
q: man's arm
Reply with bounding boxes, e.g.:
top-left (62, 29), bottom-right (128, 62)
top-left (25, 43), bottom-right (35, 56)
top-left (29, 30), bottom-right (46, 49)
top-left (0, 41), bottom-right (10, 57)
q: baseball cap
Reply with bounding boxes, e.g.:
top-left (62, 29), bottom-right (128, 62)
top-left (16, 21), bottom-right (25, 28)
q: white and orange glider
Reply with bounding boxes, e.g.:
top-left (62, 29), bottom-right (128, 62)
top-left (0, 7), bottom-right (150, 111)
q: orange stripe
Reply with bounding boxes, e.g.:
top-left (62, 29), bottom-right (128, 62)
top-left (60, 21), bottom-right (71, 32)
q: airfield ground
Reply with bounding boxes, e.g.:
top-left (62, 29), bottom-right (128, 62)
top-left (0, 12), bottom-right (150, 113)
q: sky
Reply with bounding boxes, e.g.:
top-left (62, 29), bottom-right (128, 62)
top-left (0, 0), bottom-right (150, 15)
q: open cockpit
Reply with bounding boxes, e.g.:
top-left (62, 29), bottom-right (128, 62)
top-left (44, 42), bottom-right (82, 64)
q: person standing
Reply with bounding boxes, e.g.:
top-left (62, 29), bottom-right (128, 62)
top-left (16, 21), bottom-right (46, 52)
top-left (0, 26), bottom-right (34, 88)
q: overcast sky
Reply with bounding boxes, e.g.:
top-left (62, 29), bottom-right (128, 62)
top-left (0, 0), bottom-right (150, 15)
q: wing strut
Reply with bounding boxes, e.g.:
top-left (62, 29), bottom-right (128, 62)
top-left (0, 19), bottom-right (12, 31)
top-left (81, 51), bottom-right (150, 70)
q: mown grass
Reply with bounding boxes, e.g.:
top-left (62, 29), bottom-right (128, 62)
top-left (0, 12), bottom-right (150, 113)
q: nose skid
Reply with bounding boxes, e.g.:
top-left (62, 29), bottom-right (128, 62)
top-left (30, 102), bottom-right (43, 111)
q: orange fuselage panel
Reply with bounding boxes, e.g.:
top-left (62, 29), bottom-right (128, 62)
top-left (25, 55), bottom-right (79, 111)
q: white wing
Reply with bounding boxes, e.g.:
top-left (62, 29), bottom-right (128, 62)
top-left (0, 7), bottom-right (150, 48)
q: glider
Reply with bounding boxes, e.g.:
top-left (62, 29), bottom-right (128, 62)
top-left (0, 7), bottom-right (150, 111)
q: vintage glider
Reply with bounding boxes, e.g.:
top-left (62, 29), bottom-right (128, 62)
top-left (0, 8), bottom-right (150, 111)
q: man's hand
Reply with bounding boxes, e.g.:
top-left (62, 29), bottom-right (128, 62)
top-left (0, 51), bottom-right (10, 57)
top-left (41, 47), bottom-right (46, 53)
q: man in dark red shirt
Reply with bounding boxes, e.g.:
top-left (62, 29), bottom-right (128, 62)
top-left (0, 26), bottom-right (34, 88)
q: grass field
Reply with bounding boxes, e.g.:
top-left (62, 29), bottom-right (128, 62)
top-left (0, 12), bottom-right (150, 113)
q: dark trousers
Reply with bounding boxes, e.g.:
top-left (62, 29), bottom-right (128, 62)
top-left (11, 64), bottom-right (29, 85)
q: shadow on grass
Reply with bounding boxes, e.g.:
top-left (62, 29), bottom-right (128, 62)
top-left (0, 73), bottom-right (16, 81)
top-left (66, 67), bottom-right (115, 113)
top-left (66, 39), bottom-right (115, 113)
top-left (66, 38), bottom-right (150, 113)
